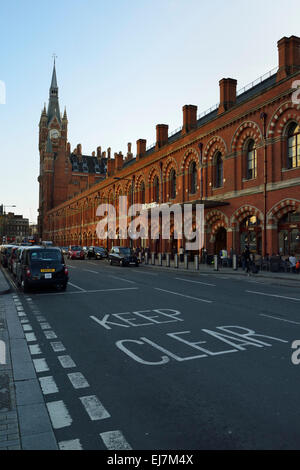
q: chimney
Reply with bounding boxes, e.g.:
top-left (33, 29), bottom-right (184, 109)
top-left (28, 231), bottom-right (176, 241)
top-left (97, 146), bottom-right (101, 158)
top-left (107, 158), bottom-right (115, 177)
top-left (77, 144), bottom-right (82, 156)
top-left (156, 124), bottom-right (168, 149)
top-left (107, 147), bottom-right (111, 159)
top-left (136, 139), bottom-right (146, 160)
top-left (126, 143), bottom-right (133, 161)
top-left (182, 105), bottom-right (197, 134)
top-left (92, 151), bottom-right (95, 157)
top-left (115, 152), bottom-right (124, 170)
top-left (218, 78), bottom-right (237, 114)
top-left (277, 35), bottom-right (300, 82)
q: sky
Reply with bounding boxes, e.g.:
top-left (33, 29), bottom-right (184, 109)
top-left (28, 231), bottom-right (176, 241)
top-left (0, 0), bottom-right (299, 224)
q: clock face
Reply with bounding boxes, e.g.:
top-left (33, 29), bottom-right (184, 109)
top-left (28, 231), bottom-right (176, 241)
top-left (50, 129), bottom-right (60, 139)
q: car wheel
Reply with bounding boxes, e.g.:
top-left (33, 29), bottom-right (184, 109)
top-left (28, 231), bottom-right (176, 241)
top-left (120, 260), bottom-right (124, 267)
top-left (135, 262), bottom-right (139, 267)
top-left (21, 279), bottom-right (29, 293)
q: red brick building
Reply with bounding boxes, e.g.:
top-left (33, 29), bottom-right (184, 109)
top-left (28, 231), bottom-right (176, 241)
top-left (39, 36), bottom-right (300, 258)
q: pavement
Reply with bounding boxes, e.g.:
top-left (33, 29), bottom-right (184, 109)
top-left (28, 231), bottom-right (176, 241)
top-left (0, 269), bottom-right (57, 450)
top-left (1, 259), bottom-right (300, 450)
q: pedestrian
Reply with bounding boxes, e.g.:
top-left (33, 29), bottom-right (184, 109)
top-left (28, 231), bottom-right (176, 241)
top-left (179, 245), bottom-right (184, 263)
top-left (289, 253), bottom-right (297, 273)
top-left (245, 246), bottom-right (251, 275)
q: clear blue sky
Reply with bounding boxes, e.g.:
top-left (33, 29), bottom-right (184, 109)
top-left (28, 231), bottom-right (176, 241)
top-left (0, 0), bottom-right (299, 223)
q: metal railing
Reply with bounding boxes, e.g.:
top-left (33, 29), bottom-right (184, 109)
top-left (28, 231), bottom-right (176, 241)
top-left (236, 66), bottom-right (278, 97)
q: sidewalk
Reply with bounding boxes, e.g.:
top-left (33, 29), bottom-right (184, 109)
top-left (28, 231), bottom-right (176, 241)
top-left (141, 259), bottom-right (300, 282)
top-left (0, 268), bottom-right (57, 450)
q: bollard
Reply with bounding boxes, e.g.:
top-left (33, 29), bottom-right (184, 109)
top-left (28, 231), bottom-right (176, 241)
top-left (145, 252), bottom-right (148, 265)
top-left (174, 254), bottom-right (179, 268)
top-left (158, 253), bottom-right (162, 266)
top-left (166, 253), bottom-right (170, 267)
top-left (233, 254), bottom-right (237, 271)
top-left (184, 254), bottom-right (188, 270)
top-left (194, 255), bottom-right (199, 271)
top-left (214, 255), bottom-right (219, 271)
top-left (151, 253), bottom-right (155, 265)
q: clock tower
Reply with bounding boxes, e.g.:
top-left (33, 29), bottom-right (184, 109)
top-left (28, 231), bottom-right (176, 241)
top-left (38, 60), bottom-right (71, 240)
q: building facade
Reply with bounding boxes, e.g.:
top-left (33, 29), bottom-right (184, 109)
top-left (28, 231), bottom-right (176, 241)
top-left (0, 212), bottom-right (29, 243)
top-left (40, 36), bottom-right (300, 257)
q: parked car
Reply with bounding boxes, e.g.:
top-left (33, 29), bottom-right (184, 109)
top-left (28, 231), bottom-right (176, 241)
top-left (0, 245), bottom-right (15, 268)
top-left (87, 246), bottom-right (107, 260)
top-left (61, 247), bottom-right (68, 255)
top-left (12, 247), bottom-right (25, 277)
top-left (68, 245), bottom-right (85, 260)
top-left (16, 246), bottom-right (69, 292)
top-left (108, 246), bottom-right (139, 267)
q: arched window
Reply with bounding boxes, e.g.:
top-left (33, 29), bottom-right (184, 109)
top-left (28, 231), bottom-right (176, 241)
top-left (153, 176), bottom-right (160, 203)
top-left (287, 123), bottom-right (300, 169)
top-left (215, 152), bottom-right (223, 188)
top-left (246, 140), bottom-right (257, 180)
top-left (189, 161), bottom-right (197, 194)
top-left (140, 181), bottom-right (145, 204)
top-left (169, 169), bottom-right (176, 199)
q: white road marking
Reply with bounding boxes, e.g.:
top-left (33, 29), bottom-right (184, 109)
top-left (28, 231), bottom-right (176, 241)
top-left (50, 341), bottom-right (66, 352)
top-left (20, 318), bottom-right (29, 324)
top-left (33, 358), bottom-right (49, 373)
top-left (29, 344), bottom-right (42, 355)
top-left (79, 395), bottom-right (110, 421)
top-left (58, 355), bottom-right (76, 369)
top-left (260, 314), bottom-right (300, 325)
top-left (247, 290), bottom-right (300, 302)
top-left (40, 322), bottom-right (52, 330)
top-left (100, 430), bottom-right (132, 450)
top-left (87, 287), bottom-right (138, 294)
top-left (83, 269), bottom-right (99, 274)
top-left (68, 282), bottom-right (86, 291)
top-left (59, 439), bottom-right (82, 450)
top-left (16, 306), bottom-right (24, 312)
top-left (33, 287), bottom-right (140, 297)
top-left (109, 275), bottom-right (136, 284)
top-left (44, 331), bottom-right (57, 339)
top-left (67, 372), bottom-right (90, 389)
top-left (47, 401), bottom-right (73, 429)
top-left (175, 277), bottom-right (216, 287)
top-left (25, 332), bottom-right (37, 342)
top-left (39, 376), bottom-right (59, 395)
top-left (155, 288), bottom-right (213, 304)
top-left (18, 311), bottom-right (26, 317)
top-left (22, 324), bottom-right (32, 332)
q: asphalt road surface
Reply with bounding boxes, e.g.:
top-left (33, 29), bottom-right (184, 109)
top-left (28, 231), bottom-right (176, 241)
top-left (6, 260), bottom-right (300, 450)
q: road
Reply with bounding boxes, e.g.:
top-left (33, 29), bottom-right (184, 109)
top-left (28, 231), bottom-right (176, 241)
top-left (6, 259), bottom-right (300, 450)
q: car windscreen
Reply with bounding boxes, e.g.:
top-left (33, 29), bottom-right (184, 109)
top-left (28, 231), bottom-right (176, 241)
top-left (29, 250), bottom-right (62, 262)
top-left (71, 246), bottom-right (81, 251)
top-left (119, 248), bottom-right (131, 256)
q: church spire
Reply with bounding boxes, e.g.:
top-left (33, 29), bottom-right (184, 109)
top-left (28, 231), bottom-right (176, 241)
top-left (47, 56), bottom-right (61, 125)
